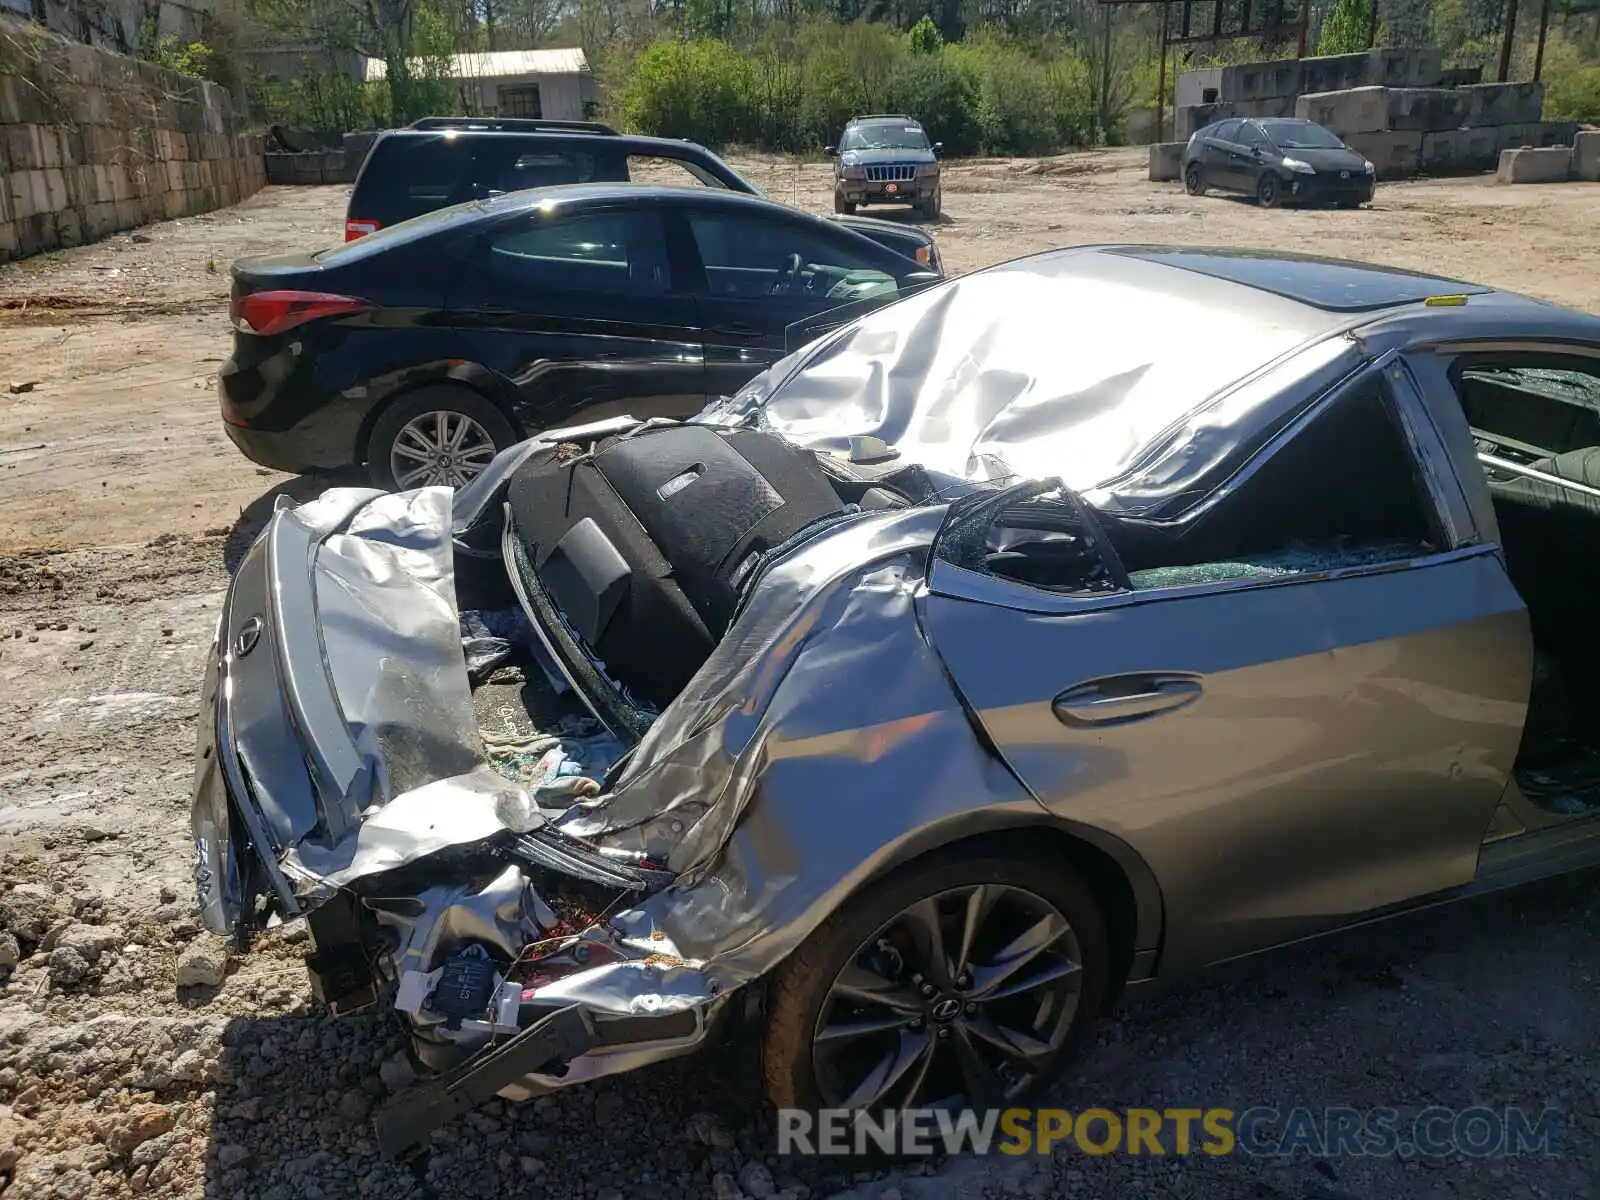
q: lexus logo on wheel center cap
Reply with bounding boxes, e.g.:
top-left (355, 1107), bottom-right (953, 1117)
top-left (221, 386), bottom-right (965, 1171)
top-left (233, 616), bottom-right (264, 658)
top-left (930, 997), bottom-right (962, 1021)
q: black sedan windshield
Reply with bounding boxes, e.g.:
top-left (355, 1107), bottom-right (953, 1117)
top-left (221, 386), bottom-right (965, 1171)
top-left (842, 124), bottom-right (930, 151)
top-left (1262, 120), bottom-right (1346, 150)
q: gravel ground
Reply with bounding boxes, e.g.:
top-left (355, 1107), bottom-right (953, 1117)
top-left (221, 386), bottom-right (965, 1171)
top-left (1, 149), bottom-right (1598, 1200)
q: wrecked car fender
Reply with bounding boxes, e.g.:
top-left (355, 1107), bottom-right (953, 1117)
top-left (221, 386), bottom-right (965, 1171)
top-left (579, 505), bottom-right (1119, 993)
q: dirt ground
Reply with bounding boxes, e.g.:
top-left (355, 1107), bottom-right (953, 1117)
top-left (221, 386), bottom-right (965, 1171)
top-left (0, 149), bottom-right (1597, 1200)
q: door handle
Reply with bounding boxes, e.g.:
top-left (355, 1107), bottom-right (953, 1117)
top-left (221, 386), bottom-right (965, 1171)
top-left (1052, 674), bottom-right (1203, 729)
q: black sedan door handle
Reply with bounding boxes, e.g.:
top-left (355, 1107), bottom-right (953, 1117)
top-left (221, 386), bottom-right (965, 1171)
top-left (1052, 674), bottom-right (1203, 728)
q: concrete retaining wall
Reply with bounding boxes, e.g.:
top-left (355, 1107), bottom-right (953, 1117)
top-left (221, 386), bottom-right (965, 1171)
top-left (0, 17), bottom-right (265, 262)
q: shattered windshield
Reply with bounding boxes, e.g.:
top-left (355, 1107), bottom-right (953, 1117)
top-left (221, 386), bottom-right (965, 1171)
top-left (842, 124), bottom-right (930, 152)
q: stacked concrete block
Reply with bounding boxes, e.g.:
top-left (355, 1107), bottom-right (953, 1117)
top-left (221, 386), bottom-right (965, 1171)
top-left (1575, 131), bottom-right (1600, 181)
top-left (1420, 127), bottom-right (1502, 174)
top-left (1220, 57), bottom-right (1304, 103)
top-left (1173, 47), bottom-right (1578, 182)
top-left (1298, 52), bottom-right (1374, 96)
top-left (1148, 142), bottom-right (1184, 182)
top-left (1497, 120), bottom-right (1580, 151)
top-left (1296, 87), bottom-right (1388, 134)
top-left (1367, 46), bottom-right (1444, 89)
top-left (1460, 82), bottom-right (1544, 127)
top-left (1497, 147), bottom-right (1573, 184)
top-left (263, 150), bottom-right (359, 186)
top-left (1345, 131), bottom-right (1423, 179)
top-left (1385, 88), bottom-right (1472, 132)
top-left (0, 21), bottom-right (265, 262)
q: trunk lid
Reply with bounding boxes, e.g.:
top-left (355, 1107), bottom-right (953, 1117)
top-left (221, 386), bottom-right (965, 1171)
top-left (192, 487), bottom-right (482, 934)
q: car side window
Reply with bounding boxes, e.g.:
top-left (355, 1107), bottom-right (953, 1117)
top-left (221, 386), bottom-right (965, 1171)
top-left (483, 210), bottom-right (672, 294)
top-left (1235, 123), bottom-right (1269, 150)
top-left (1452, 355), bottom-right (1600, 470)
top-left (625, 155), bottom-right (714, 188)
top-left (1108, 373), bottom-right (1443, 590)
top-left (1211, 120), bottom-right (1241, 143)
top-left (475, 147), bottom-right (597, 197)
top-left (685, 213), bottom-right (899, 303)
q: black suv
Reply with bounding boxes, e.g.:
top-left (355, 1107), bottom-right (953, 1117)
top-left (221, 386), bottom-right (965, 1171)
top-left (347, 117), bottom-right (942, 272)
top-left (827, 115), bottom-right (942, 218)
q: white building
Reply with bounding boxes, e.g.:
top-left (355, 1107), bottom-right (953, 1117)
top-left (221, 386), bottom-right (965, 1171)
top-left (363, 48), bottom-right (597, 122)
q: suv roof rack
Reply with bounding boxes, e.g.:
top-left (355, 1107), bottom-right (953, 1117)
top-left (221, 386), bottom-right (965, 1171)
top-left (407, 117), bottom-right (620, 135)
top-left (849, 114), bottom-right (917, 123)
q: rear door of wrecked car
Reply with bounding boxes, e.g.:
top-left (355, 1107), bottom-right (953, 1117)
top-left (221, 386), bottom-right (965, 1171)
top-left (917, 355), bottom-right (1534, 975)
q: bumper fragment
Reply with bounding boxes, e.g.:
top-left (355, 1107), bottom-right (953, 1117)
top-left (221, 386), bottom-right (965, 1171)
top-left (374, 1003), bottom-right (598, 1160)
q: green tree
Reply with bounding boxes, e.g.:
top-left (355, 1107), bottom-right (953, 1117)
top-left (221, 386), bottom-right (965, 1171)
top-left (907, 15), bottom-right (943, 54)
top-left (1317, 0), bottom-right (1372, 54)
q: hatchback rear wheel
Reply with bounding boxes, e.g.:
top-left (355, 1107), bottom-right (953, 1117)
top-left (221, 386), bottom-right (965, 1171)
top-left (762, 849), bottom-right (1108, 1119)
top-left (367, 386), bottom-right (517, 490)
top-left (1184, 163), bottom-right (1207, 196)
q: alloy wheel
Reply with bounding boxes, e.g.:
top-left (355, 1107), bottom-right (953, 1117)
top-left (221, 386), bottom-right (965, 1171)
top-left (811, 884), bottom-right (1083, 1112)
top-left (1257, 175), bottom-right (1280, 207)
top-left (389, 410), bottom-right (499, 488)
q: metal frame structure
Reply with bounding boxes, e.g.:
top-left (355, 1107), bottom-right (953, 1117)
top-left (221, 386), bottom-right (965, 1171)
top-left (1099, 0), bottom-right (1314, 142)
top-left (1104, 0), bottom-right (1555, 140)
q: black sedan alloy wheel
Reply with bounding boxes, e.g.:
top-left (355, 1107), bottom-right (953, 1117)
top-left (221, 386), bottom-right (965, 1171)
top-left (811, 884), bottom-right (1085, 1111)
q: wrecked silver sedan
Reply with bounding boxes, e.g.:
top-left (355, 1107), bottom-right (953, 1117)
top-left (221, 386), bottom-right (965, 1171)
top-left (192, 247), bottom-right (1600, 1154)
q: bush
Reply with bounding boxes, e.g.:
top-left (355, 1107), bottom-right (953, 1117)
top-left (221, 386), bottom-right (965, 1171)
top-left (887, 52), bottom-right (981, 155)
top-left (615, 39), bottom-right (759, 149)
top-left (612, 22), bottom-right (1112, 157)
top-left (1542, 32), bottom-right (1600, 124)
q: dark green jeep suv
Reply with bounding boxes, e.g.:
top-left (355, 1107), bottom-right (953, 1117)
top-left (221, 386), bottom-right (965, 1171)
top-left (827, 114), bottom-right (942, 218)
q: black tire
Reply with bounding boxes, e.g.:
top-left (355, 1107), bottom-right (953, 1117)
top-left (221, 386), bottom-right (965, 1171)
top-left (834, 194), bottom-right (856, 215)
top-left (365, 385), bottom-right (518, 491)
top-left (1256, 173), bottom-right (1282, 208)
top-left (919, 189), bottom-right (941, 219)
top-left (762, 846), bottom-right (1109, 1117)
top-left (1184, 163), bottom-right (1207, 197)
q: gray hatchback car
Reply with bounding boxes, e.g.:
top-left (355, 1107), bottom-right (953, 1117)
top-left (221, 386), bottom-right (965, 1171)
top-left (828, 114), bottom-right (943, 217)
top-left (194, 246), bottom-right (1600, 1156)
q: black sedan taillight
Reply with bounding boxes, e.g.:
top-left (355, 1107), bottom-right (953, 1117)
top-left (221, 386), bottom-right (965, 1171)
top-left (230, 291), bottom-right (376, 337)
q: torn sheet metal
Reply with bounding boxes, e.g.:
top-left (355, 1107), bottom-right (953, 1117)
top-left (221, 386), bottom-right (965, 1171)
top-left (554, 505), bottom-right (952, 866)
top-left (315, 485), bottom-right (480, 800)
top-left (557, 506), bottom-right (1050, 993)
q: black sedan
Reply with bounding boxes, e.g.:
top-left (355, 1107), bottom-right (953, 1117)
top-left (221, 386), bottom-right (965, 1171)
top-left (1182, 117), bottom-right (1376, 208)
top-left (220, 185), bottom-right (937, 488)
